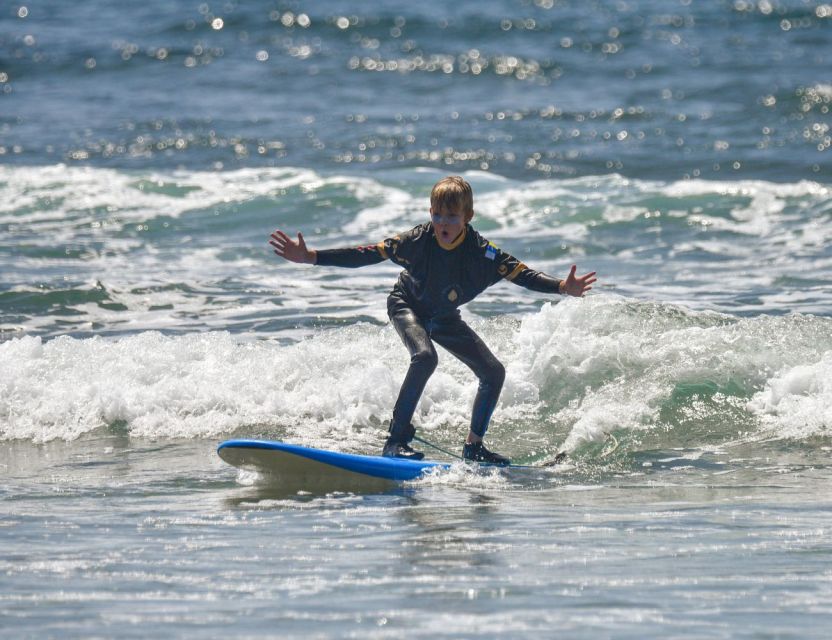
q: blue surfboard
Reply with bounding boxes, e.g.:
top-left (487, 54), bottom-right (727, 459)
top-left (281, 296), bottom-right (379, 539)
top-left (217, 439), bottom-right (541, 490)
top-left (217, 439), bottom-right (451, 489)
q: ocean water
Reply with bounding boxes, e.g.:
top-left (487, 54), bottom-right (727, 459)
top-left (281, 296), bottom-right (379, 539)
top-left (2, 1), bottom-right (832, 637)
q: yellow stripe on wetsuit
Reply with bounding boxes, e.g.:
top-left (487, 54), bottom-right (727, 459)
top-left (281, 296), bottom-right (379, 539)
top-left (505, 262), bottom-right (527, 281)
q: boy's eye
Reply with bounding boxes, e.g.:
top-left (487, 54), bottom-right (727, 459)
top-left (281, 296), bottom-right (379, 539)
top-left (432, 212), bottom-right (462, 224)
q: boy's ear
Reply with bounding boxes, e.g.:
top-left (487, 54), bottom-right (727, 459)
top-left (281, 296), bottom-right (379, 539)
top-left (465, 210), bottom-right (474, 223)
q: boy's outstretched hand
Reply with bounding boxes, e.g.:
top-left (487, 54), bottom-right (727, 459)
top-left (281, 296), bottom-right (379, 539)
top-left (269, 229), bottom-right (316, 264)
top-left (561, 265), bottom-right (597, 297)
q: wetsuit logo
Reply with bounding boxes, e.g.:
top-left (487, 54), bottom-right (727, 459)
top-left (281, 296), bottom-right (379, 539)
top-left (485, 242), bottom-right (498, 260)
top-left (442, 285), bottom-right (461, 303)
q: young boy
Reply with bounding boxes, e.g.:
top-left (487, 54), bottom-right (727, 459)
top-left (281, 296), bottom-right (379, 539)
top-left (269, 176), bottom-right (596, 464)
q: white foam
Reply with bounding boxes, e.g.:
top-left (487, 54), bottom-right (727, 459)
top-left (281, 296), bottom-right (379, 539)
top-left (3, 165), bottom-right (831, 333)
top-left (747, 351), bottom-right (832, 440)
top-left (3, 165), bottom-right (832, 448)
top-left (0, 164), bottom-right (322, 226)
top-left (0, 322), bottom-right (513, 445)
top-left (407, 461), bottom-right (511, 490)
top-left (339, 180), bottom-right (416, 235)
top-left (3, 296), bottom-right (831, 451)
top-left (2, 165), bottom-right (828, 239)
top-left (507, 297), bottom-right (832, 451)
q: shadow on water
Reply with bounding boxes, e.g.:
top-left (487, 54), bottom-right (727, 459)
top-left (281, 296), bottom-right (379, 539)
top-left (218, 460), bottom-right (571, 507)
top-left (222, 474), bottom-right (402, 504)
top-left (220, 483), bottom-right (408, 507)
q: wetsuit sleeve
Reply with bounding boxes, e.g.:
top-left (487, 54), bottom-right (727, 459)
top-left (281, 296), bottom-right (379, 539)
top-left (314, 226), bottom-right (423, 268)
top-left (382, 226), bottom-right (424, 268)
top-left (493, 250), bottom-right (564, 294)
top-left (315, 242), bottom-right (389, 268)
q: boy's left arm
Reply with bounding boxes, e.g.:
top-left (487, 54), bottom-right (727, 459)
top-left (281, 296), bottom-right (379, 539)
top-left (496, 252), bottom-right (596, 297)
top-left (556, 264), bottom-right (597, 297)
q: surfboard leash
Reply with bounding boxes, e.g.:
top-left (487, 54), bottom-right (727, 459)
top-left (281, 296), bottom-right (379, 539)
top-left (413, 435), bottom-right (465, 461)
top-left (415, 432), bottom-right (618, 466)
top-left (416, 435), bottom-right (570, 467)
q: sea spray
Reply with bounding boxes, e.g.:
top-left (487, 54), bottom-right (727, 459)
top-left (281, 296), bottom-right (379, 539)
top-left (747, 350), bottom-right (832, 440)
top-left (4, 297), bottom-right (831, 455)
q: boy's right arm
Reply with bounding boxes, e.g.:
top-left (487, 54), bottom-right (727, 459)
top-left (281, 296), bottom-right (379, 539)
top-left (268, 228), bottom-right (390, 268)
top-left (269, 229), bottom-right (317, 264)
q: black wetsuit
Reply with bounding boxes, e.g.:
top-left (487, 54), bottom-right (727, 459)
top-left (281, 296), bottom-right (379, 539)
top-left (316, 223), bottom-right (563, 437)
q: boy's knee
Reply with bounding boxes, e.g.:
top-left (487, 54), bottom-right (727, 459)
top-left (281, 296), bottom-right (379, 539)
top-left (411, 348), bottom-right (438, 374)
top-left (493, 361), bottom-right (506, 386)
top-left (482, 360), bottom-right (505, 388)
top-left (491, 360), bottom-right (506, 387)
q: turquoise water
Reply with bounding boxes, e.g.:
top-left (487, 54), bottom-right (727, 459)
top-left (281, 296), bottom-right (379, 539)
top-left (2, 1), bottom-right (832, 637)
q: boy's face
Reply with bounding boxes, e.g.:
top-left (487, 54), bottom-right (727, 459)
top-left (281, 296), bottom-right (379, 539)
top-left (430, 206), bottom-right (469, 244)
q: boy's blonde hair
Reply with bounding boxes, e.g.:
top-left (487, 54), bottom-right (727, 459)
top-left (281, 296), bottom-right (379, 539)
top-left (430, 176), bottom-right (474, 221)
